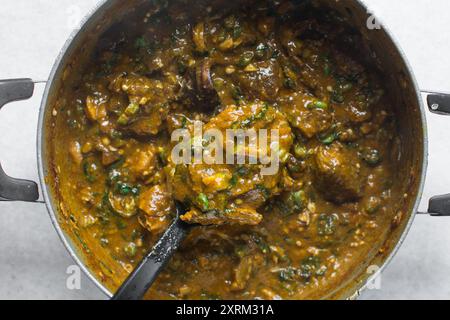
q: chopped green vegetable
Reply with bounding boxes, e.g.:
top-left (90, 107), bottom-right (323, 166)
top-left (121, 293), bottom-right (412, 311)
top-left (294, 144), bottom-right (308, 159)
top-left (317, 213), bottom-right (338, 236)
top-left (362, 147), bottom-right (382, 166)
top-left (229, 174), bottom-right (238, 187)
top-left (198, 193), bottom-right (209, 210)
top-left (74, 230), bottom-right (91, 253)
top-left (238, 51), bottom-right (255, 67)
top-left (135, 36), bottom-right (149, 50)
top-left (116, 182), bottom-right (140, 196)
top-left (117, 114), bottom-right (130, 126)
top-left (312, 100), bottom-right (328, 110)
top-left (124, 242), bottom-right (137, 258)
top-left (331, 90), bottom-right (345, 103)
top-left (233, 25), bottom-right (242, 39)
top-left (320, 132), bottom-right (338, 145)
top-left (256, 184), bottom-right (271, 199)
top-left (118, 183), bottom-right (132, 195)
top-left (288, 190), bottom-right (306, 212)
top-left (277, 256), bottom-right (326, 283)
top-left (292, 191), bottom-right (305, 208)
top-left (286, 155), bottom-right (302, 174)
top-left (323, 63), bottom-right (331, 76)
top-left (279, 267), bottom-right (297, 282)
top-left (299, 256), bottom-right (324, 280)
top-left (124, 103), bottom-right (139, 116)
top-left (366, 196), bottom-right (382, 214)
top-left (255, 43), bottom-right (268, 59)
top-left (231, 85), bottom-right (244, 104)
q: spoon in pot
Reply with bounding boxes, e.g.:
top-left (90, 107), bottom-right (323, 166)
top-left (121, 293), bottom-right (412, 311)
top-left (112, 202), bottom-right (191, 300)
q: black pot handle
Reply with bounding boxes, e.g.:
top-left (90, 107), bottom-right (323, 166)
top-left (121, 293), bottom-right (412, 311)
top-left (425, 92), bottom-right (450, 216)
top-left (0, 79), bottom-right (39, 202)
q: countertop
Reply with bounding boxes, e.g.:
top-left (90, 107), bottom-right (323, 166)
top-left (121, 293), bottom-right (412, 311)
top-left (1, 0), bottom-right (450, 300)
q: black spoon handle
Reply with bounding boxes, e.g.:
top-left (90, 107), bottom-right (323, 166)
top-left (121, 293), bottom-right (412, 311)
top-left (112, 218), bottom-right (191, 300)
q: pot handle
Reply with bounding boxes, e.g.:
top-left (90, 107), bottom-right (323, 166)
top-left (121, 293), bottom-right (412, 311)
top-left (0, 79), bottom-right (39, 202)
top-left (425, 92), bottom-right (450, 216)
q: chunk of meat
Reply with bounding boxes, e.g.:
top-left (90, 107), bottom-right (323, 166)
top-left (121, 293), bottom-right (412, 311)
top-left (314, 142), bottom-right (364, 203)
top-left (188, 164), bottom-right (233, 194)
top-left (139, 215), bottom-right (171, 234)
top-left (126, 146), bottom-right (157, 180)
top-left (85, 95), bottom-right (107, 122)
top-left (138, 185), bottom-right (174, 234)
top-left (128, 116), bottom-right (163, 136)
top-left (234, 60), bottom-right (282, 101)
top-left (204, 102), bottom-right (293, 154)
top-left (128, 103), bottom-right (169, 136)
top-left (139, 185), bottom-right (174, 217)
top-left (180, 207), bottom-right (262, 226)
top-left (280, 92), bottom-right (332, 138)
top-left (167, 102), bottom-right (293, 226)
top-left (101, 151), bottom-right (121, 166)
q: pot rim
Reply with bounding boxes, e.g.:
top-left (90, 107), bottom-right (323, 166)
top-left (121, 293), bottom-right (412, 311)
top-left (37, 0), bottom-right (115, 298)
top-left (344, 0), bottom-right (428, 299)
top-left (36, 0), bottom-right (429, 300)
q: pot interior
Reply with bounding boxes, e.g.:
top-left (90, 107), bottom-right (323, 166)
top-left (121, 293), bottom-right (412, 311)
top-left (39, 0), bottom-right (426, 299)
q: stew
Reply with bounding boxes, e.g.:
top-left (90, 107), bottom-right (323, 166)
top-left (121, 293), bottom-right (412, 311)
top-left (51, 0), bottom-right (405, 299)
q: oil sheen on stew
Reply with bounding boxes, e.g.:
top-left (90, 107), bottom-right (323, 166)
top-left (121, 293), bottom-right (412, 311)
top-left (52, 0), bottom-right (405, 300)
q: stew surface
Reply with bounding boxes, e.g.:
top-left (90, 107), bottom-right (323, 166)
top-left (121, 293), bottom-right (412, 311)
top-left (51, 0), bottom-right (405, 299)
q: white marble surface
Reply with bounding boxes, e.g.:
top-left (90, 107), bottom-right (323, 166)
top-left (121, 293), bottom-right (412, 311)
top-left (1, 0), bottom-right (450, 300)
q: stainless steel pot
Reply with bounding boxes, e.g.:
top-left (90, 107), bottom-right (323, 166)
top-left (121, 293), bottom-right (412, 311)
top-left (1, 0), bottom-right (450, 299)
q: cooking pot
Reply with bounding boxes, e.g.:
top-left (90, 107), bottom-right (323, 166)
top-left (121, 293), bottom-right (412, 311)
top-left (1, 0), bottom-right (450, 299)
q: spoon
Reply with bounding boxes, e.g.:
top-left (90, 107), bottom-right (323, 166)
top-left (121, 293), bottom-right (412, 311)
top-left (112, 202), bottom-right (191, 300)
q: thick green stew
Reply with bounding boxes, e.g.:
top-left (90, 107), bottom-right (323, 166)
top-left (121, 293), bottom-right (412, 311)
top-left (51, 0), bottom-right (405, 299)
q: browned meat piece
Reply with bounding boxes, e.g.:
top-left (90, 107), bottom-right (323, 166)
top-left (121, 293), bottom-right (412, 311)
top-left (125, 146), bottom-right (157, 181)
top-left (180, 207), bottom-right (262, 226)
top-left (128, 116), bottom-right (163, 136)
top-left (101, 151), bottom-right (121, 166)
top-left (314, 142), bottom-right (364, 203)
top-left (86, 95), bottom-right (107, 122)
top-left (139, 185), bottom-right (174, 217)
top-left (166, 102), bottom-right (293, 226)
top-left (345, 100), bottom-right (372, 123)
top-left (280, 92), bottom-right (332, 138)
top-left (234, 60), bottom-right (282, 101)
top-left (128, 103), bottom-right (169, 136)
top-left (138, 185), bottom-right (174, 234)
